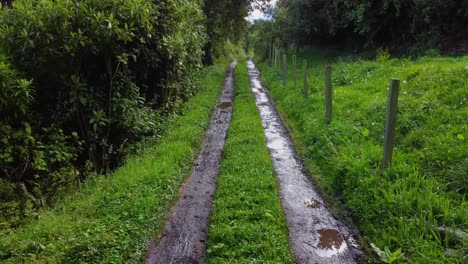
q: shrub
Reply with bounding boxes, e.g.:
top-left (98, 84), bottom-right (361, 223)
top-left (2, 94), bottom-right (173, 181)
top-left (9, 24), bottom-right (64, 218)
top-left (0, 53), bottom-right (79, 228)
top-left (0, 0), bottom-right (206, 226)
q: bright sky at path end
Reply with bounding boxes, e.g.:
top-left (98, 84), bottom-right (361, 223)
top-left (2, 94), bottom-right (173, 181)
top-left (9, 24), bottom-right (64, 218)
top-left (247, 0), bottom-right (277, 23)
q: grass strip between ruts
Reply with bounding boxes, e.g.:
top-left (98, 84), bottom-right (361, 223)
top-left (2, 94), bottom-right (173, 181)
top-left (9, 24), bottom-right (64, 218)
top-left (205, 60), bottom-right (294, 263)
top-left (0, 62), bottom-right (230, 263)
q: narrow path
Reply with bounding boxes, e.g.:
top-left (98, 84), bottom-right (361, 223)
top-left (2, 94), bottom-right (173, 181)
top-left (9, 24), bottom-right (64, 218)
top-left (247, 59), bottom-right (360, 263)
top-left (146, 62), bottom-right (237, 264)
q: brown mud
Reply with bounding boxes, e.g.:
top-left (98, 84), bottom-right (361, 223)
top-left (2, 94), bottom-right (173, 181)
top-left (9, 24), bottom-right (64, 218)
top-left (145, 61), bottom-right (237, 264)
top-left (247, 59), bottom-right (360, 263)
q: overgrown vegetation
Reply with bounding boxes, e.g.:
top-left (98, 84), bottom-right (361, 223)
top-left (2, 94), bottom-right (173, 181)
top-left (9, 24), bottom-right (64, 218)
top-left (255, 48), bottom-right (468, 263)
top-left (206, 61), bottom-right (293, 263)
top-left (0, 0), bottom-right (272, 230)
top-left (0, 62), bottom-right (228, 263)
top-left (0, 0), bottom-right (207, 226)
top-left (259, 0), bottom-right (468, 54)
top-left (202, 0), bottom-right (270, 64)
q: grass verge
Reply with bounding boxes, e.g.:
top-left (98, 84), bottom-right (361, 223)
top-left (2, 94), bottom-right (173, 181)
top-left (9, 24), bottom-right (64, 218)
top-left (256, 48), bottom-right (467, 263)
top-left (0, 62), bottom-right (230, 263)
top-left (205, 61), bottom-right (294, 263)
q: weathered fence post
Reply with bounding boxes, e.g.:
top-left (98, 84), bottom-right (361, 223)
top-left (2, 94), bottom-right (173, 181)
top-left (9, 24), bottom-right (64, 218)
top-left (302, 60), bottom-right (307, 97)
top-left (273, 46), bottom-right (276, 67)
top-left (382, 79), bottom-right (400, 170)
top-left (283, 53), bottom-right (287, 86)
top-left (269, 43), bottom-right (272, 66)
top-left (324, 65), bottom-right (332, 124)
top-left (293, 55), bottom-right (297, 89)
top-left (277, 49), bottom-right (281, 76)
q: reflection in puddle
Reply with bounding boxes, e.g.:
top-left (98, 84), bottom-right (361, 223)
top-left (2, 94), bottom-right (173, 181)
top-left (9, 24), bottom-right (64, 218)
top-left (267, 138), bottom-right (284, 150)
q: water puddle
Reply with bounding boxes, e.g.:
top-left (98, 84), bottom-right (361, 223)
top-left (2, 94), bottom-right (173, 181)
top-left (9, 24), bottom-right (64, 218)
top-left (217, 101), bottom-right (232, 109)
top-left (316, 228), bottom-right (347, 258)
top-left (247, 59), bottom-right (359, 263)
top-left (318, 229), bottom-right (343, 249)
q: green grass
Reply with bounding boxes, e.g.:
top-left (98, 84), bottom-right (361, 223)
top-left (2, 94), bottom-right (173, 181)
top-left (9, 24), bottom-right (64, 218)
top-left (256, 48), bottom-right (468, 263)
top-left (0, 62), bottom-right (230, 263)
top-left (205, 61), bottom-right (294, 263)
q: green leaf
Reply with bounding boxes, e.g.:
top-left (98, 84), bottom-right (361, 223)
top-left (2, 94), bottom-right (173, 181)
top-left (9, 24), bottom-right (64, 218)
top-left (362, 128), bottom-right (370, 137)
top-left (25, 123), bottom-right (32, 134)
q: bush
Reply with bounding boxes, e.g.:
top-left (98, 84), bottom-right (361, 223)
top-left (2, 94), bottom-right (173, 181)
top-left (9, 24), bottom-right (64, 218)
top-left (0, 53), bottom-right (78, 228)
top-left (0, 0), bottom-right (206, 226)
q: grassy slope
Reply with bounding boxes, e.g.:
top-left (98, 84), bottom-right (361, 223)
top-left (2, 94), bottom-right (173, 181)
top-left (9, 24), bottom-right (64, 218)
top-left (0, 62), bottom-right (229, 263)
top-left (256, 49), bottom-right (467, 263)
top-left (205, 61), bottom-right (294, 263)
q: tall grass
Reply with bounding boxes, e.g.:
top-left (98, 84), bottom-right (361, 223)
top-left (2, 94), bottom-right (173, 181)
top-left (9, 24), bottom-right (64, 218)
top-left (205, 61), bottom-right (293, 263)
top-left (256, 48), bottom-right (468, 263)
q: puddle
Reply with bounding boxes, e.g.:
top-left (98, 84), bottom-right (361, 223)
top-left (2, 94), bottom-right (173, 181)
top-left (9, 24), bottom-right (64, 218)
top-left (217, 101), bottom-right (232, 109)
top-left (318, 229), bottom-right (343, 249)
top-left (247, 59), bottom-right (358, 263)
top-left (304, 199), bottom-right (322, 208)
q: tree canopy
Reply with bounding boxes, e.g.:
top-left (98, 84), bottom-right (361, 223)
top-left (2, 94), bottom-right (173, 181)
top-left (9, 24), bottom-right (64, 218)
top-left (270, 0), bottom-right (468, 52)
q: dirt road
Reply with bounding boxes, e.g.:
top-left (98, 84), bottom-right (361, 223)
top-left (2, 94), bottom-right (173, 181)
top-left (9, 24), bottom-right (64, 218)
top-left (146, 62), bottom-right (237, 264)
top-left (247, 59), bottom-right (360, 263)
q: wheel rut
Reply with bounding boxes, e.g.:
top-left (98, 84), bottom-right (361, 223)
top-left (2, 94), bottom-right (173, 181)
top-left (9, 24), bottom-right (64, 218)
top-left (146, 61), bottom-right (237, 264)
top-left (247, 59), bottom-right (360, 263)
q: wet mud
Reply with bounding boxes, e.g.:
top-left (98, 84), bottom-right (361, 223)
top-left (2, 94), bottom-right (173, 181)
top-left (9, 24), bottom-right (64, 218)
top-left (146, 61), bottom-right (237, 264)
top-left (247, 59), bottom-right (360, 263)
top-left (304, 199), bottom-right (322, 209)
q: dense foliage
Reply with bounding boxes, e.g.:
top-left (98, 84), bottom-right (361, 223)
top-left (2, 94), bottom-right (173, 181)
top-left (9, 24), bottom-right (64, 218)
top-left (272, 0), bottom-right (468, 52)
top-left (202, 0), bottom-right (271, 64)
top-left (0, 0), bottom-right (206, 227)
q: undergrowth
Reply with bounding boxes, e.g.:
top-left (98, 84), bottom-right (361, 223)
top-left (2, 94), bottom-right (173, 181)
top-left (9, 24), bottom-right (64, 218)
top-left (205, 61), bottom-right (294, 263)
top-left (0, 62), bottom-right (229, 263)
top-left (256, 48), bottom-right (467, 263)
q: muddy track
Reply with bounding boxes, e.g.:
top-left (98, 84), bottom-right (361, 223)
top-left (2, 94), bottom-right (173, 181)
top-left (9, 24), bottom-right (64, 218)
top-left (247, 59), bottom-right (360, 264)
top-left (146, 61), bottom-right (237, 264)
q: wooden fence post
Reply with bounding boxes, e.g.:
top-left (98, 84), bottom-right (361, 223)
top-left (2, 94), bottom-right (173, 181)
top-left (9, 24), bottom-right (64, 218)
top-left (269, 42), bottom-right (275, 64)
top-left (382, 79), bottom-right (400, 169)
top-left (293, 55), bottom-right (297, 89)
top-left (302, 60), bottom-right (307, 98)
top-left (324, 65), bottom-right (332, 124)
top-left (269, 43), bottom-right (272, 66)
top-left (283, 54), bottom-right (287, 86)
top-left (277, 49), bottom-right (281, 76)
top-left (273, 46), bottom-right (276, 67)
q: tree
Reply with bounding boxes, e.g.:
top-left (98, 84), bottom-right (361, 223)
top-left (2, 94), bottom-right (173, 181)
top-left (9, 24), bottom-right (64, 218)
top-left (202, 0), bottom-right (271, 64)
top-left (272, 0), bottom-right (468, 52)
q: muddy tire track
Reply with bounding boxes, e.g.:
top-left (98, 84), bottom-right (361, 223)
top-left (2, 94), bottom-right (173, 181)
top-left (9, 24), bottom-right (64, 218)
top-left (146, 61), bottom-right (237, 264)
top-left (247, 59), bottom-right (360, 263)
